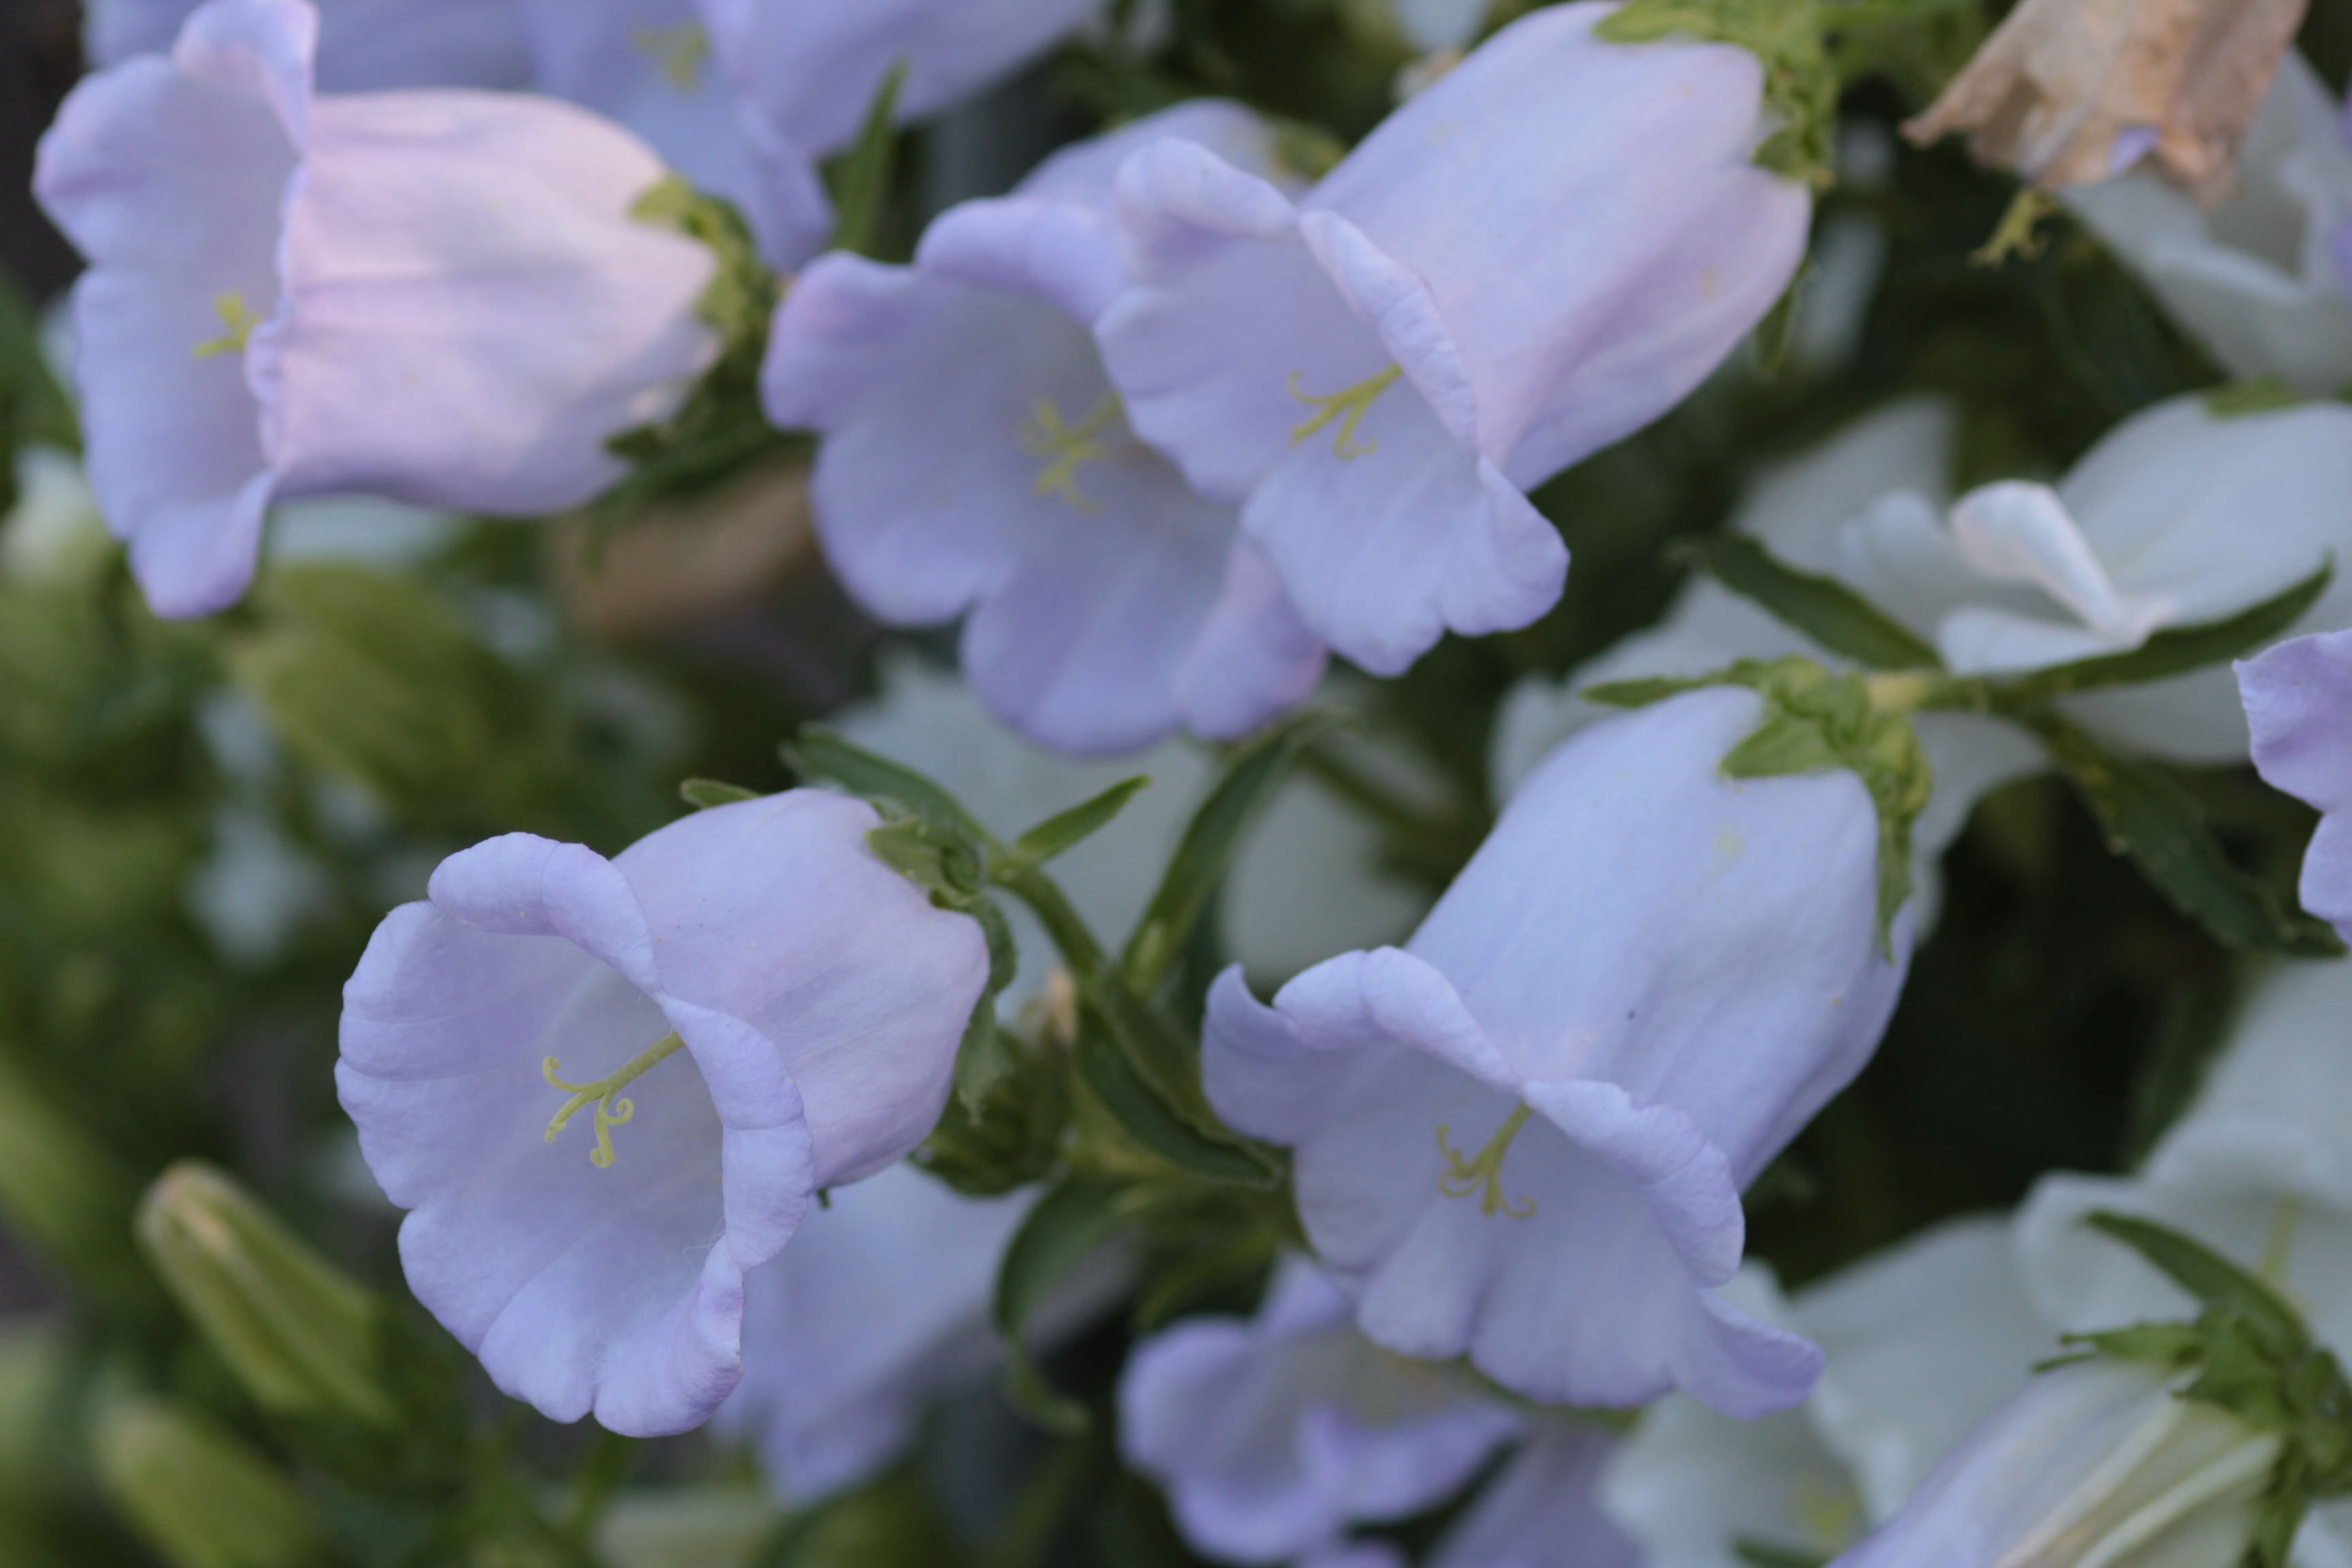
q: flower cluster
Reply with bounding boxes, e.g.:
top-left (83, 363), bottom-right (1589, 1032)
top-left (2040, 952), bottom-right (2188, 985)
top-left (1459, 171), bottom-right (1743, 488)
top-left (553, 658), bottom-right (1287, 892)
top-left (16, 0), bottom-right (2352, 1564)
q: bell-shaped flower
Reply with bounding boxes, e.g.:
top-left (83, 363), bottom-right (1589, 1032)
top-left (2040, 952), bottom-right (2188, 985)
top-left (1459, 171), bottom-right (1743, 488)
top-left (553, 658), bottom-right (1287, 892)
top-left (2240, 632), bottom-right (2352, 941)
top-left (1094, 3), bottom-right (1810, 676)
top-left (1901, 0), bottom-right (2308, 199)
top-left (1200, 687), bottom-right (1911, 1416)
top-left (1601, 1226), bottom-right (2056, 1568)
top-left (335, 791), bottom-right (991, 1437)
top-left (1120, 1254), bottom-right (1522, 1565)
top-left (1827, 1358), bottom-right (2283, 1568)
top-left (2067, 53), bottom-right (2352, 396)
top-left (34, 0), bottom-right (719, 619)
top-left (702, 0), bottom-right (1101, 248)
top-left (1428, 1420), bottom-right (1639, 1568)
top-left (714, 1162), bottom-right (1032, 1503)
top-left (765, 103), bottom-right (1327, 757)
top-left (516, 0), bottom-right (829, 269)
top-left (86, 0), bottom-right (530, 90)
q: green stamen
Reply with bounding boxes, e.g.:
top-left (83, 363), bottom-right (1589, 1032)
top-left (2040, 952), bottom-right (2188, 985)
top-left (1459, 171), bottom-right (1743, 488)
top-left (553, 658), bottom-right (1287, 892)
top-left (191, 293), bottom-right (262, 361)
top-left (1435, 1102), bottom-right (1537, 1219)
top-left (630, 22), bottom-right (710, 93)
top-left (542, 1032), bottom-right (685, 1169)
top-left (1018, 393), bottom-right (1123, 513)
top-left (1288, 364), bottom-right (1401, 460)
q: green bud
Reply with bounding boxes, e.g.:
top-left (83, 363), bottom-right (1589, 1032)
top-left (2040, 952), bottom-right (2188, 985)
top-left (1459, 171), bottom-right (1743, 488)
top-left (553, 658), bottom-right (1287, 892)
top-left (91, 1396), bottom-right (330, 1568)
top-left (135, 1162), bottom-right (396, 1428)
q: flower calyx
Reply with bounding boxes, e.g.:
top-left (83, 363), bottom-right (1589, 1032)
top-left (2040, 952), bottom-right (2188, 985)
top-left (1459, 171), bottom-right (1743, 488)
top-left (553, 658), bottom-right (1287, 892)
top-left (2051, 1211), bottom-right (2352, 1566)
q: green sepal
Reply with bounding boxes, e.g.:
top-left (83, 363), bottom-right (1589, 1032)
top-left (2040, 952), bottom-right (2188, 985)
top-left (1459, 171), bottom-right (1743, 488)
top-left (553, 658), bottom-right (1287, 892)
top-left (678, 777), bottom-right (762, 811)
top-left (916, 1023), bottom-right (1067, 1198)
top-left (1678, 533), bottom-right (1944, 672)
top-left (2071, 1211), bottom-right (2352, 1493)
top-left (599, 178), bottom-right (795, 529)
top-left (2015, 710), bottom-right (2342, 956)
top-left (1997, 562), bottom-right (2332, 704)
top-left (1122, 708), bottom-right (1349, 993)
top-left (1592, 0), bottom-right (1838, 189)
top-left (826, 63), bottom-right (907, 259)
top-left (992, 1174), bottom-right (1132, 1435)
top-left (998, 777), bottom-right (1152, 881)
top-left (783, 728), bottom-right (997, 846)
top-left (1592, 657), bottom-right (1931, 956)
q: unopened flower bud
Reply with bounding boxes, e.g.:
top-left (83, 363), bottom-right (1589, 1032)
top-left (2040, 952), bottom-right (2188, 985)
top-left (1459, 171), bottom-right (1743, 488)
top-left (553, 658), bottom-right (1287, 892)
top-left (135, 1161), bottom-right (395, 1428)
top-left (91, 1395), bottom-right (331, 1568)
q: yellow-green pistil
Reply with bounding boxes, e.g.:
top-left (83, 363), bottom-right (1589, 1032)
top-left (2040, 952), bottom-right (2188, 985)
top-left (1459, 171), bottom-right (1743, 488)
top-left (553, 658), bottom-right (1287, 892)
top-left (542, 1032), bottom-right (685, 1169)
top-left (1435, 1102), bottom-right (1537, 1219)
top-left (191, 292), bottom-right (263, 361)
top-left (1020, 393), bottom-right (1123, 513)
top-left (1288, 364), bottom-right (1401, 460)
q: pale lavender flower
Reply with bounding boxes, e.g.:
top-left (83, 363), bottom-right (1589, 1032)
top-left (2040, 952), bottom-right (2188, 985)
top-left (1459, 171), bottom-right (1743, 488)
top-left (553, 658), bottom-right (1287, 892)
top-left (1095, 3), bottom-right (1811, 676)
top-left (1120, 1254), bottom-right (1522, 1565)
top-left (85, 0), bottom-right (529, 91)
top-left (764, 103), bottom-right (1326, 756)
top-left (1827, 1360), bottom-right (2281, 1568)
top-left (715, 1162), bottom-right (1030, 1503)
top-left (2240, 631), bottom-right (2352, 940)
top-left (517, 0), bottom-right (829, 267)
top-left (336, 792), bottom-right (990, 1437)
top-left (1431, 1421), bottom-right (1639, 1568)
top-left (1201, 688), bottom-right (1910, 1416)
top-left (702, 0), bottom-right (1102, 163)
top-left (34, 0), bottom-right (717, 619)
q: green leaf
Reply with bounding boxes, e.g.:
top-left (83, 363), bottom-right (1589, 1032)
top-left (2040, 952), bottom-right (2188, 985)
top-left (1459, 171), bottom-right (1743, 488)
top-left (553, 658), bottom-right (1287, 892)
top-left (992, 1175), bottom-right (1130, 1435)
top-left (2021, 712), bottom-right (2342, 956)
top-left (949, 898), bottom-right (1022, 1119)
top-left (783, 728), bottom-right (997, 845)
top-left (1122, 709), bottom-right (1349, 992)
top-left (998, 777), bottom-right (1152, 879)
top-left (1731, 1539), bottom-right (1830, 1568)
top-left (1679, 534), bottom-right (1944, 671)
top-left (2083, 1211), bottom-right (2311, 1349)
top-left (827, 63), bottom-right (908, 259)
top-left (2204, 378), bottom-right (2305, 419)
top-left (1073, 1008), bottom-right (1280, 1188)
top-left (679, 778), bottom-right (762, 810)
top-left (1998, 563), bottom-right (2332, 703)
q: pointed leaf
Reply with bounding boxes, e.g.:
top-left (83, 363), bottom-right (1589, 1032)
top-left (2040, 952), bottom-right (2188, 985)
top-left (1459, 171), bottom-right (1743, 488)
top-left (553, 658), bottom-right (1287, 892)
top-left (2023, 713), bottom-right (2342, 956)
top-left (783, 728), bottom-right (996, 845)
top-left (2084, 1211), bottom-right (2310, 1348)
top-left (1681, 534), bottom-right (1944, 671)
top-left (679, 778), bottom-right (761, 810)
top-left (2002, 562), bottom-right (2332, 703)
top-left (1122, 710), bottom-right (1348, 992)
top-left (993, 1175), bottom-right (1131, 1435)
top-left (1073, 1009), bottom-right (1279, 1189)
top-left (826, 62), bottom-right (907, 259)
top-left (999, 777), bottom-right (1152, 879)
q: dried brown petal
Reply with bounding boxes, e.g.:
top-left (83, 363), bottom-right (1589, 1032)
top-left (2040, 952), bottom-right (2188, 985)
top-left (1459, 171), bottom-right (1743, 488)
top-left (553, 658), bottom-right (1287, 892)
top-left (1902, 0), bottom-right (2309, 205)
